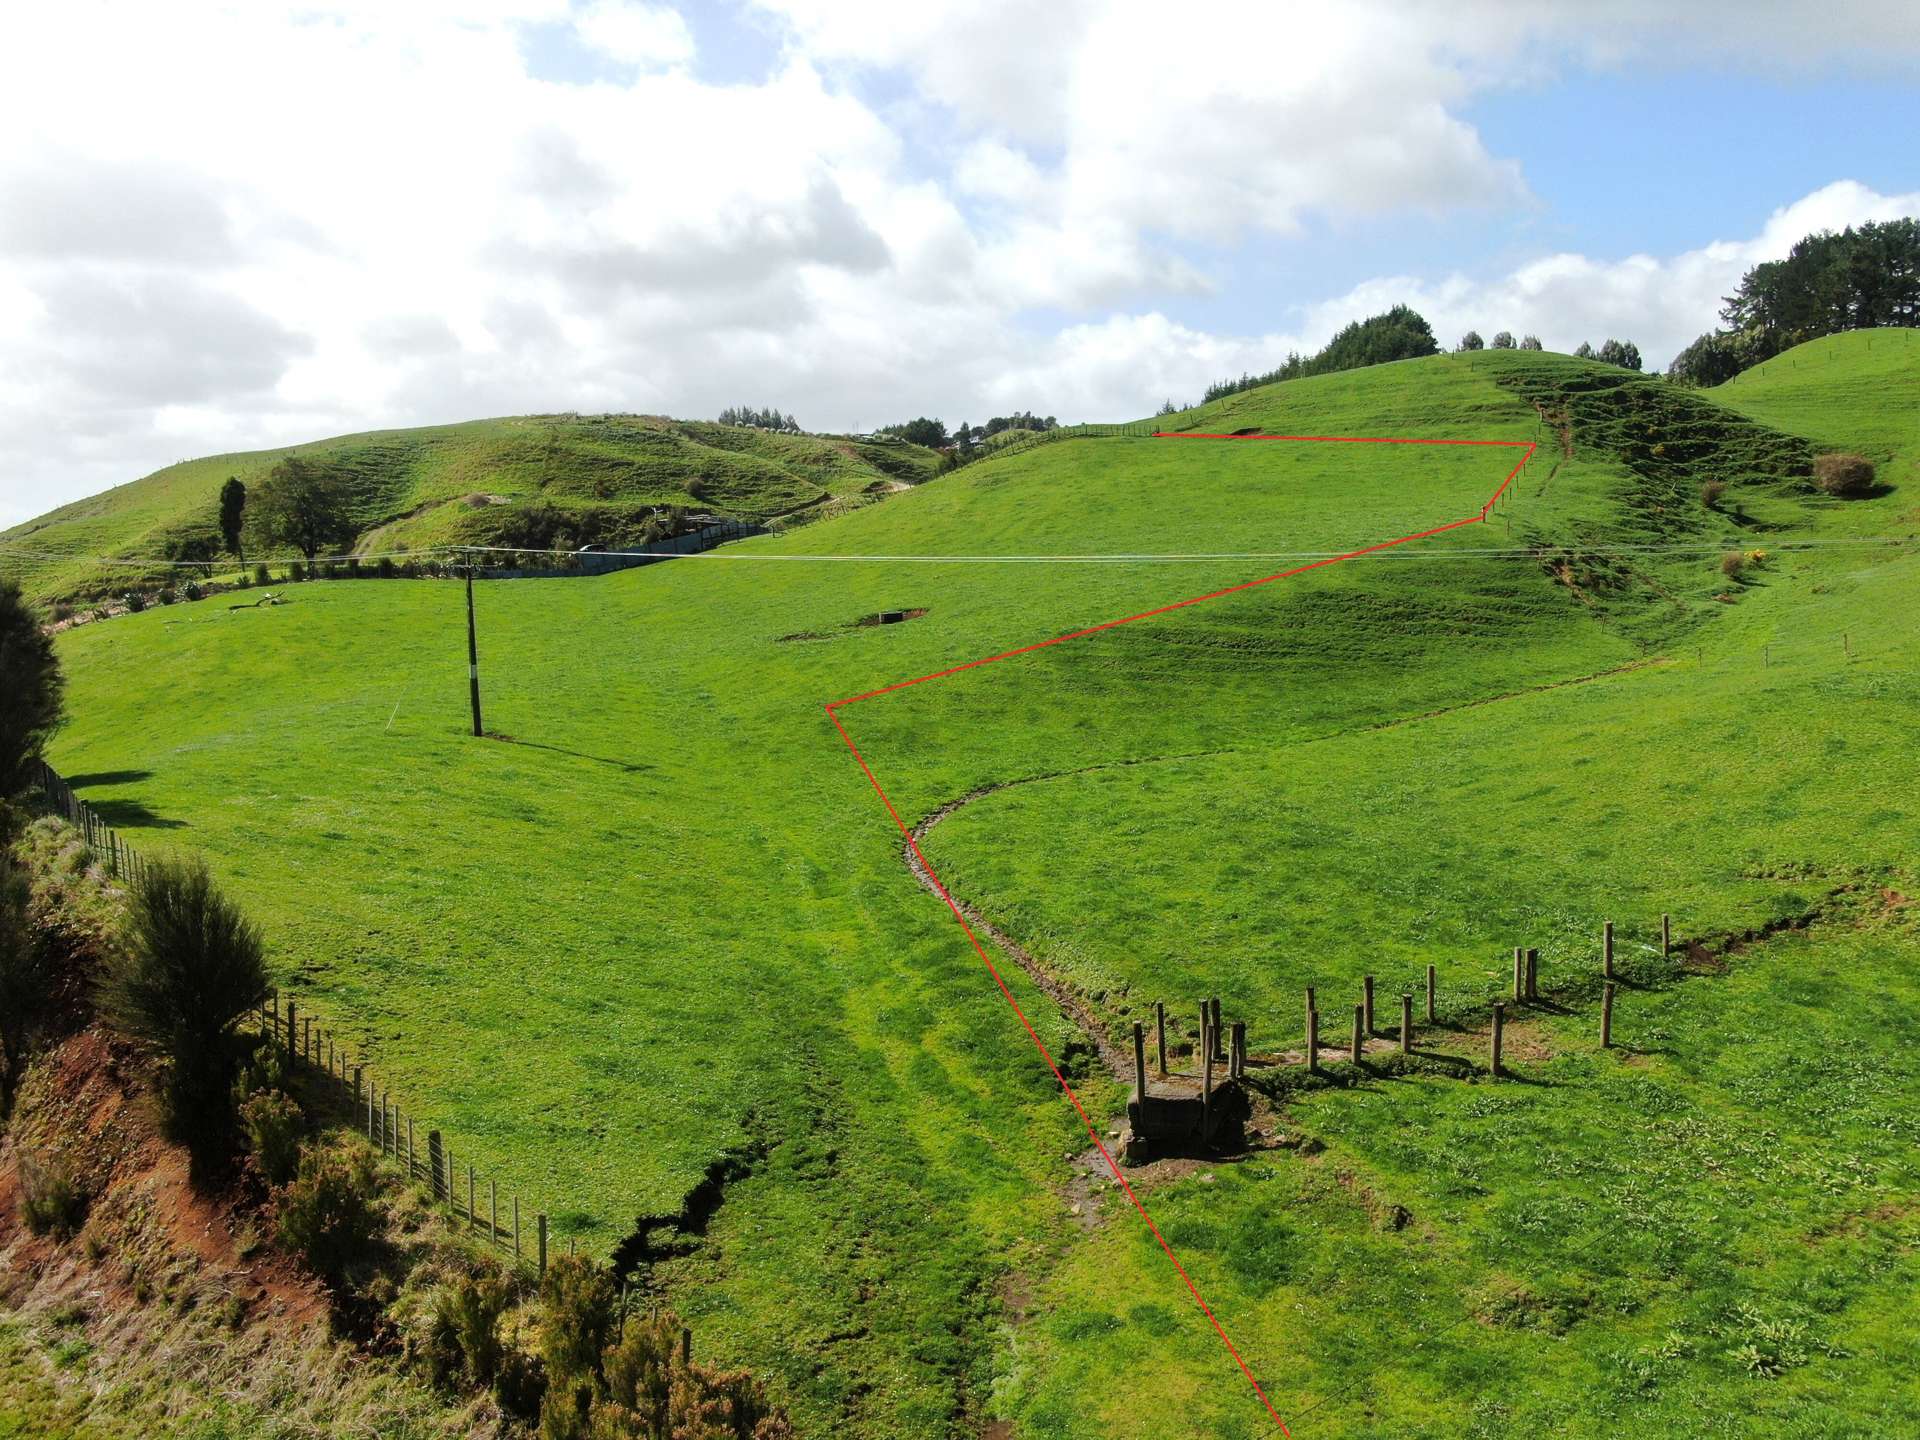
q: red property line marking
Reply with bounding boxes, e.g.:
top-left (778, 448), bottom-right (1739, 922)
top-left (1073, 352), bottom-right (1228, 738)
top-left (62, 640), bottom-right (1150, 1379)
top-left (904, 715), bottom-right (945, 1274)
top-left (826, 432), bottom-right (1535, 1435)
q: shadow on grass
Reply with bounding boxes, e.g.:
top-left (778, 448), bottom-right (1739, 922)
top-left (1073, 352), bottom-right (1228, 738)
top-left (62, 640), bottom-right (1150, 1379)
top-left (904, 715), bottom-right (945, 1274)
top-left (67, 769), bottom-right (154, 787)
top-left (88, 797), bottom-right (186, 830)
top-left (483, 733), bottom-right (653, 775)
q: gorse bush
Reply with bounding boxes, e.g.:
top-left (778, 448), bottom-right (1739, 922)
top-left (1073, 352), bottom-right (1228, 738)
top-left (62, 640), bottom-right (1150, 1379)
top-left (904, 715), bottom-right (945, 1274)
top-left (1812, 452), bottom-right (1875, 497)
top-left (239, 1089), bottom-right (304, 1185)
top-left (277, 1138), bottom-right (380, 1283)
top-left (429, 1269), bottom-right (513, 1389)
top-left (1700, 479), bottom-right (1727, 509)
top-left (0, 849), bottom-right (53, 1101)
top-left (18, 1152), bottom-right (86, 1237)
top-left (1720, 551), bottom-right (1747, 577)
top-left (95, 855), bottom-right (270, 1146)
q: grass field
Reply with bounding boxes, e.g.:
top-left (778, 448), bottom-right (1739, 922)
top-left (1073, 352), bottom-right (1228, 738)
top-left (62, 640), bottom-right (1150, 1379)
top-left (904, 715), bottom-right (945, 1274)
top-left (0, 416), bottom-right (940, 608)
top-left (34, 341), bottom-right (1920, 1436)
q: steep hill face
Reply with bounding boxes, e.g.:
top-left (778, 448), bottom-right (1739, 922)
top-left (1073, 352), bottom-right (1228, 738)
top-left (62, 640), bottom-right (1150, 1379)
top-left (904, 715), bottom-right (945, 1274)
top-left (0, 416), bottom-right (940, 607)
top-left (1706, 327), bottom-right (1920, 490)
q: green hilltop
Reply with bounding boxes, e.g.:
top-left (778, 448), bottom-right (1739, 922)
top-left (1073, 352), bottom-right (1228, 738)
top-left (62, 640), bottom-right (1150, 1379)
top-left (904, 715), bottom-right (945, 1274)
top-left (23, 340), bottom-right (1920, 1438)
top-left (0, 414), bottom-right (941, 607)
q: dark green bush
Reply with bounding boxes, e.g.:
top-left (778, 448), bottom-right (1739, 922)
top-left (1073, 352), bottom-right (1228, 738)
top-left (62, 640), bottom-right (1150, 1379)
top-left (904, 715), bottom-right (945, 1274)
top-left (428, 1269), bottom-right (512, 1388)
top-left (95, 856), bottom-right (270, 1146)
top-left (276, 1139), bottom-right (379, 1282)
top-left (253, 563), bottom-right (272, 586)
top-left (158, 588), bottom-right (178, 605)
top-left (376, 556), bottom-right (395, 578)
top-left (123, 592), bottom-right (146, 613)
top-left (182, 581), bottom-right (203, 601)
top-left (239, 1089), bottom-right (304, 1185)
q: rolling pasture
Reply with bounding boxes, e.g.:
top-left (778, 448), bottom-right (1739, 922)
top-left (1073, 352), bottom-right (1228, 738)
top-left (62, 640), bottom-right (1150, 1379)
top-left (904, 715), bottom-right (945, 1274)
top-left (41, 343), bottom-right (1920, 1436)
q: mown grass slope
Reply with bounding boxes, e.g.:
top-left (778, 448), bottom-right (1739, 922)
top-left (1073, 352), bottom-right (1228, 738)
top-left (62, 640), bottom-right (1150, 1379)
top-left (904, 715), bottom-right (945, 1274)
top-left (35, 346), bottom-right (1919, 1437)
top-left (0, 416), bottom-right (940, 607)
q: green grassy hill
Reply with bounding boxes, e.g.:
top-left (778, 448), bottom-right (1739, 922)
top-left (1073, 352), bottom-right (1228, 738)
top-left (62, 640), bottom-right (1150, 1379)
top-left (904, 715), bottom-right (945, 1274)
top-left (0, 416), bottom-right (939, 607)
top-left (1709, 327), bottom-right (1920, 498)
top-left (30, 346), bottom-right (1920, 1437)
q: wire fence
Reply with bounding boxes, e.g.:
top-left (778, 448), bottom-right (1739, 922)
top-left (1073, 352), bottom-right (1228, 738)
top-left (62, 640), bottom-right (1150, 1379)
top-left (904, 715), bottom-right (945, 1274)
top-left (28, 760), bottom-right (559, 1277)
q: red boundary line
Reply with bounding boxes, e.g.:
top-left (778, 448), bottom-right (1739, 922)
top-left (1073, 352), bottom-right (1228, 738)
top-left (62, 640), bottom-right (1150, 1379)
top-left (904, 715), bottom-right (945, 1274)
top-left (825, 432), bottom-right (1534, 1435)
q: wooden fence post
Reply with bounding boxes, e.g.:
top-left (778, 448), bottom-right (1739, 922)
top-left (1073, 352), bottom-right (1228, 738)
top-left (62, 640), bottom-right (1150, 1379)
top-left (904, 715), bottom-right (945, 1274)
top-left (428, 1131), bottom-right (444, 1200)
top-left (1602, 982), bottom-right (1616, 1049)
top-left (407, 1120), bottom-right (415, 1179)
top-left (468, 1166), bottom-right (476, 1230)
top-left (1491, 1003), bottom-right (1505, 1077)
top-left (1661, 913), bottom-right (1672, 958)
top-left (1231, 1021), bottom-right (1246, 1081)
top-left (285, 999), bottom-right (297, 1059)
top-left (1155, 1002), bottom-right (1167, 1077)
top-left (1350, 1004), bottom-right (1364, 1064)
top-left (1362, 975), bottom-right (1375, 1035)
top-left (1209, 997), bottom-right (1224, 1061)
top-left (514, 1196), bottom-right (521, 1258)
top-left (1306, 1006), bottom-right (1319, 1073)
top-left (1512, 947), bottom-right (1524, 1001)
top-left (538, 1214), bottom-right (549, 1277)
top-left (1202, 1040), bottom-right (1214, 1137)
top-left (1602, 920), bottom-right (1614, 979)
top-left (1425, 964), bottom-right (1436, 1023)
top-left (491, 1179), bottom-right (498, 1241)
top-left (1400, 994), bottom-right (1413, 1054)
top-left (1132, 1023), bottom-right (1146, 1104)
top-left (1525, 948), bottom-right (1539, 1002)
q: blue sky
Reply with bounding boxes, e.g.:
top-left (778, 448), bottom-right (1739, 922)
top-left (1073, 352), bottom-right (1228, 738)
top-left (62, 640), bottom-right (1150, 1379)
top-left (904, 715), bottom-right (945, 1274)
top-left (1, 1), bottom-right (1917, 526)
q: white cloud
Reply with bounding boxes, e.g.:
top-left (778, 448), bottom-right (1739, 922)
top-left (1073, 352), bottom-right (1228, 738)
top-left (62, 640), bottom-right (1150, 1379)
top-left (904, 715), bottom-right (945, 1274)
top-left (1, 1), bottom-right (1917, 532)
top-left (572, 1), bottom-right (694, 68)
top-left (1305, 180), bottom-right (1920, 368)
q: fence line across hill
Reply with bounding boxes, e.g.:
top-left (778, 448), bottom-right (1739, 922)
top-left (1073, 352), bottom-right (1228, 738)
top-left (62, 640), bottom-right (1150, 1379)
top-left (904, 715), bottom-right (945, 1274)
top-left (28, 760), bottom-right (559, 1278)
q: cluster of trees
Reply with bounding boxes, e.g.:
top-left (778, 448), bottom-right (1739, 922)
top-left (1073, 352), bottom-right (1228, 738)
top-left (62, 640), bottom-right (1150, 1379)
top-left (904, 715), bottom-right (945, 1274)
top-left (1671, 219), bottom-right (1920, 386)
top-left (1455, 331), bottom-right (1544, 352)
top-left (872, 413), bottom-right (1060, 449)
top-left (1571, 338), bottom-right (1643, 370)
top-left (1204, 305), bottom-right (1439, 403)
top-left (715, 406), bottom-right (803, 433)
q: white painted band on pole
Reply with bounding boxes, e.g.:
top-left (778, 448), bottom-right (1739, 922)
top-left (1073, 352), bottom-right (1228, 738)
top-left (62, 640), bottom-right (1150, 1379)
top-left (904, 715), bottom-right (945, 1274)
top-left (469, 664), bottom-right (478, 679)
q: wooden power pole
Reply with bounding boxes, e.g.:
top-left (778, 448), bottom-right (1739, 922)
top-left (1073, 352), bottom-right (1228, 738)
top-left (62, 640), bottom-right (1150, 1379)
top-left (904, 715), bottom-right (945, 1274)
top-left (465, 564), bottom-right (483, 738)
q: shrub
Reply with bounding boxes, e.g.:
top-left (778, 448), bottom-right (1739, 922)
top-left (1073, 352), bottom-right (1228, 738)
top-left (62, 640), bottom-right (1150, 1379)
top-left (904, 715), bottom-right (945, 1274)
top-left (538, 1255), bottom-right (615, 1386)
top-left (1720, 551), bottom-right (1746, 577)
top-left (158, 587), bottom-right (178, 605)
top-left (276, 1140), bottom-right (380, 1282)
top-left (254, 564), bottom-right (272, 586)
top-left (239, 1089), bottom-right (304, 1185)
top-left (124, 592), bottom-right (146, 613)
top-left (346, 558), bottom-right (361, 577)
top-left (19, 1152), bottom-right (86, 1237)
top-left (94, 855), bottom-right (270, 1146)
top-left (431, 1270), bottom-right (512, 1387)
top-left (376, 556), bottom-right (395, 578)
top-left (234, 574), bottom-right (251, 590)
top-left (1700, 479), bottom-right (1727, 509)
top-left (288, 561), bottom-right (306, 582)
top-left (1812, 452), bottom-right (1875, 497)
top-left (182, 581), bottom-right (203, 601)
top-left (50, 603), bottom-right (74, 624)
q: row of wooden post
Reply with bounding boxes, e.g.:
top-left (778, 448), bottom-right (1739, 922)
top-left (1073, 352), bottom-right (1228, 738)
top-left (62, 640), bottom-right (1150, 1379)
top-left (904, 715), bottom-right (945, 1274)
top-left (35, 761), bottom-right (152, 889)
top-left (261, 991), bottom-right (551, 1276)
top-left (1286, 916), bottom-right (1667, 1079)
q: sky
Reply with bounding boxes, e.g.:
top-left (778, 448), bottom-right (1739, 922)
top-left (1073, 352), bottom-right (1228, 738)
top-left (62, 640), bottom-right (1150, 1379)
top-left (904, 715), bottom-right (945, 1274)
top-left (2, 1), bottom-right (1918, 528)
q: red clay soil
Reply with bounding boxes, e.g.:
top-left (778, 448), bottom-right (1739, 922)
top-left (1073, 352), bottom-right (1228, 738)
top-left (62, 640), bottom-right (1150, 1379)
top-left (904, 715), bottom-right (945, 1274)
top-left (0, 1025), bottom-right (325, 1332)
